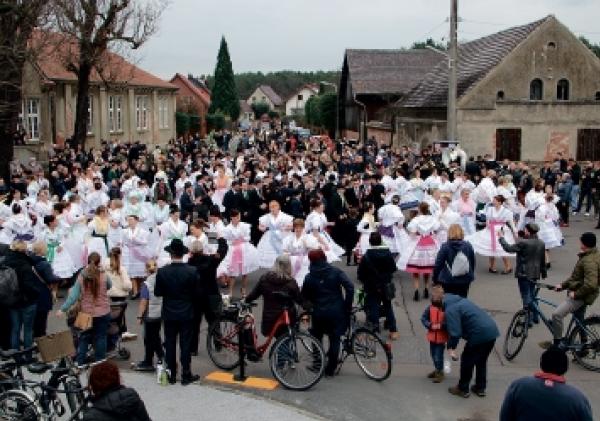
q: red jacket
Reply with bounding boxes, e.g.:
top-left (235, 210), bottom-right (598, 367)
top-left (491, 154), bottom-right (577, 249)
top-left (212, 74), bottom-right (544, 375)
top-left (427, 306), bottom-right (449, 344)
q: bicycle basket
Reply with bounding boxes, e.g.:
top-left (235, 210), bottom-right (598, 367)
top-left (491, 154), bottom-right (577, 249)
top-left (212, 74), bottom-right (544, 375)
top-left (35, 331), bottom-right (76, 363)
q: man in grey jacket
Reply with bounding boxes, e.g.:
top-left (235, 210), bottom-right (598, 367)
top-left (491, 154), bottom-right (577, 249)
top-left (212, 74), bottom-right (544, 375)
top-left (498, 223), bottom-right (547, 325)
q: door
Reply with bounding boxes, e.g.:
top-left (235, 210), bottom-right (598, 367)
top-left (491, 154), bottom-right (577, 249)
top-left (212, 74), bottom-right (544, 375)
top-left (577, 129), bottom-right (600, 161)
top-left (496, 128), bottom-right (521, 161)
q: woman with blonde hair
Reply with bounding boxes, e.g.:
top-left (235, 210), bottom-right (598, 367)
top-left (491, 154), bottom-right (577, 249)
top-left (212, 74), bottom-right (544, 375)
top-left (432, 224), bottom-right (476, 298)
top-left (105, 247), bottom-right (132, 301)
top-left (57, 252), bottom-right (112, 364)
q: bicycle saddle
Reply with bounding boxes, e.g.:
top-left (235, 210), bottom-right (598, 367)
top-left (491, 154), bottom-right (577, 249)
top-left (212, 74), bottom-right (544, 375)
top-left (28, 362), bottom-right (53, 374)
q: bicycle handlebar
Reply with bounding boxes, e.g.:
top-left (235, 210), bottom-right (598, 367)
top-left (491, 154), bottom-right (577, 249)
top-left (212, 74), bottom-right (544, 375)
top-left (0, 378), bottom-right (88, 394)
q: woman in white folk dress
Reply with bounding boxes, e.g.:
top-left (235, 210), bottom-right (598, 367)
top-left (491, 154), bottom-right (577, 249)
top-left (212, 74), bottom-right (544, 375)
top-left (437, 196), bottom-right (460, 244)
top-left (305, 199), bottom-right (344, 262)
top-left (64, 195), bottom-right (88, 269)
top-left (452, 188), bottom-right (477, 237)
top-left (0, 203), bottom-right (34, 245)
top-left (377, 195), bottom-right (408, 254)
top-left (157, 204), bottom-right (188, 267)
top-left (107, 199), bottom-right (124, 250)
top-left (205, 207), bottom-right (226, 255)
top-left (466, 195), bottom-right (515, 274)
top-left (33, 190), bottom-right (53, 220)
top-left (523, 179), bottom-right (545, 228)
top-left (121, 214), bottom-right (151, 299)
top-left (496, 176), bottom-right (517, 213)
top-left (41, 214), bottom-right (76, 300)
top-left (184, 219), bottom-right (210, 260)
top-left (409, 169), bottom-right (426, 203)
top-left (283, 219), bottom-right (320, 288)
top-left (217, 210), bottom-right (260, 297)
top-left (535, 193), bottom-right (563, 269)
top-left (355, 202), bottom-right (377, 258)
top-left (86, 205), bottom-right (110, 261)
top-left (397, 202), bottom-right (441, 302)
top-left (257, 200), bottom-right (293, 268)
top-left (212, 165), bottom-right (231, 212)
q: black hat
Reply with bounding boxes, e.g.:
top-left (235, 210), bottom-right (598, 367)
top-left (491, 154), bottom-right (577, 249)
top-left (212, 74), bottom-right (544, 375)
top-left (164, 238), bottom-right (188, 256)
top-left (540, 346), bottom-right (568, 376)
top-left (169, 204), bottom-right (179, 214)
top-left (580, 232), bottom-right (596, 248)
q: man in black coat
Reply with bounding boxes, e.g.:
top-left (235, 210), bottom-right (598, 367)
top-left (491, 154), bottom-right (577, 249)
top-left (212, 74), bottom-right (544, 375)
top-left (154, 239), bottom-right (199, 385)
top-left (179, 182), bottom-right (194, 222)
top-left (302, 249), bottom-right (354, 376)
top-left (222, 180), bottom-right (247, 220)
top-left (357, 233), bottom-right (399, 340)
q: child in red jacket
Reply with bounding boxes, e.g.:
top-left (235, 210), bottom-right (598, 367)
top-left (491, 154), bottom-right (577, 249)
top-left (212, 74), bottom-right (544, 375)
top-left (421, 285), bottom-right (449, 383)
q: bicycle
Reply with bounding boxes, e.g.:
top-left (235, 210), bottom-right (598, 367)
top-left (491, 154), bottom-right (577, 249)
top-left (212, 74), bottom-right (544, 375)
top-left (206, 292), bottom-right (326, 390)
top-left (503, 282), bottom-right (600, 371)
top-left (0, 347), bottom-right (87, 419)
top-left (334, 306), bottom-right (393, 381)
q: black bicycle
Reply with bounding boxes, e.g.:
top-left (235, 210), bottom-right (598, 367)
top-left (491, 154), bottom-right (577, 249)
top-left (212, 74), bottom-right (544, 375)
top-left (0, 347), bottom-right (87, 420)
top-left (504, 282), bottom-right (600, 371)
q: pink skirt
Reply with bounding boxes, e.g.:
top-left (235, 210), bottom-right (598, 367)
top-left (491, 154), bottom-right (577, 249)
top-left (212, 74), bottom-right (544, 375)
top-left (406, 235), bottom-right (438, 274)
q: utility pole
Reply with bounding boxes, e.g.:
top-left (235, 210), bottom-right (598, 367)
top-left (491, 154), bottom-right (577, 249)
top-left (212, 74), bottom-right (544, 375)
top-left (447, 0), bottom-right (458, 142)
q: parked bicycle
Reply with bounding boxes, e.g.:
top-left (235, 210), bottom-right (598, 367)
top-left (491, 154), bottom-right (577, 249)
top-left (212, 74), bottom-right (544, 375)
top-left (503, 282), bottom-right (600, 371)
top-left (334, 306), bottom-right (393, 381)
top-left (207, 292), bottom-right (326, 390)
top-left (0, 347), bottom-right (88, 420)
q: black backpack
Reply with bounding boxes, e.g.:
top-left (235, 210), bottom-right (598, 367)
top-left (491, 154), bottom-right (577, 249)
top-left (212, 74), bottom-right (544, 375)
top-left (0, 257), bottom-right (19, 307)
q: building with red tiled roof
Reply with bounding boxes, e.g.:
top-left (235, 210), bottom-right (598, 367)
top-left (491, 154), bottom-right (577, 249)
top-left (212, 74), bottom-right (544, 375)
top-left (19, 30), bottom-right (177, 153)
top-left (169, 73), bottom-right (211, 137)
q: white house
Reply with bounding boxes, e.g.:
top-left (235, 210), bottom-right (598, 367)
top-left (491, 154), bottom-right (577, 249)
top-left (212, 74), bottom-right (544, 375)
top-left (246, 85), bottom-right (283, 114)
top-left (285, 84), bottom-right (319, 116)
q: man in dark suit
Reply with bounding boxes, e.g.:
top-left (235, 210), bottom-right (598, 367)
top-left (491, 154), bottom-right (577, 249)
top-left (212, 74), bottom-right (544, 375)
top-left (222, 180), bottom-right (246, 220)
top-left (179, 182), bottom-right (195, 222)
top-left (244, 180), bottom-right (265, 244)
top-left (154, 239), bottom-right (199, 386)
top-left (344, 178), bottom-right (361, 209)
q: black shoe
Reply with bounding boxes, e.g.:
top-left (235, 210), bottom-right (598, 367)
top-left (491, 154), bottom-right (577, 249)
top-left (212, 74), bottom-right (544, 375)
top-left (132, 361), bottom-right (154, 372)
top-left (181, 374), bottom-right (200, 386)
top-left (413, 290), bottom-right (420, 301)
top-left (423, 288), bottom-right (429, 299)
top-left (168, 375), bottom-right (177, 385)
top-left (190, 351), bottom-right (198, 357)
top-left (470, 385), bottom-right (486, 397)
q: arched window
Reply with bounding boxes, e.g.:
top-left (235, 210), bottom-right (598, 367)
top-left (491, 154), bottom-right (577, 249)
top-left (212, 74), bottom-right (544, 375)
top-left (557, 79), bottom-right (570, 101)
top-left (530, 79), bottom-right (543, 100)
top-left (496, 91), bottom-right (505, 100)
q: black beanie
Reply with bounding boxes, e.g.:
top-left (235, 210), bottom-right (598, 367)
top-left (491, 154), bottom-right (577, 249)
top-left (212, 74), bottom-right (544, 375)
top-left (540, 346), bottom-right (568, 376)
top-left (580, 232), bottom-right (596, 249)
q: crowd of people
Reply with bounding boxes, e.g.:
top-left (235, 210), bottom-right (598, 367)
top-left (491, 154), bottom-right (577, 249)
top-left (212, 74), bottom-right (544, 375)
top-left (0, 130), bottom-right (597, 420)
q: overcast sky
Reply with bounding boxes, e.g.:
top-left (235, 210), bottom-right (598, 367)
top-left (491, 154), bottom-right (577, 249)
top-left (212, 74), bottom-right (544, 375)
top-left (137, 0), bottom-right (600, 79)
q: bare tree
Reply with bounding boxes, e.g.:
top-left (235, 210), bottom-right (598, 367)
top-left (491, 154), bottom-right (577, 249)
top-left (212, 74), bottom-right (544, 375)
top-left (0, 0), bottom-right (48, 179)
top-left (50, 0), bottom-right (166, 149)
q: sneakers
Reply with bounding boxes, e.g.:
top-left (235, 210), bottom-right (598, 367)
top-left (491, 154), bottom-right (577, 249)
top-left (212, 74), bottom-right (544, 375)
top-left (470, 385), bottom-right (486, 397)
top-left (427, 370), bottom-right (438, 379)
top-left (448, 385), bottom-right (470, 398)
top-left (121, 332), bottom-right (138, 341)
top-left (585, 212), bottom-right (590, 217)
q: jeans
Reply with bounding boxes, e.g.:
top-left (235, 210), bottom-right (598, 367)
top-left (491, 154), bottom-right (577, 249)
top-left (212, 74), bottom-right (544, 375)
top-left (552, 297), bottom-right (585, 340)
top-left (430, 342), bottom-right (445, 372)
top-left (10, 304), bottom-right (37, 351)
top-left (570, 185), bottom-right (580, 210)
top-left (365, 293), bottom-right (397, 332)
top-left (77, 313), bottom-right (110, 365)
top-left (164, 319), bottom-right (193, 377)
top-left (458, 339), bottom-right (495, 392)
top-left (143, 319), bottom-right (164, 365)
top-left (577, 189), bottom-right (593, 213)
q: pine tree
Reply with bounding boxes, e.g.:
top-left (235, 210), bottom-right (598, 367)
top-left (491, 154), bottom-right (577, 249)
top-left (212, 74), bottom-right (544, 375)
top-left (209, 36), bottom-right (240, 120)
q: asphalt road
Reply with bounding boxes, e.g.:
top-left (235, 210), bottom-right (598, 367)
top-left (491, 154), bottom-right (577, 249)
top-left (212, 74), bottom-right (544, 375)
top-left (47, 214), bottom-right (600, 421)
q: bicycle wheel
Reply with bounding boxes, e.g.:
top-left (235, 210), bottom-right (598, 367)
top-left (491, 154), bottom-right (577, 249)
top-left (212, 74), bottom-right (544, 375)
top-left (503, 309), bottom-right (529, 361)
top-left (351, 328), bottom-right (392, 381)
top-left (65, 378), bottom-right (85, 418)
top-left (569, 316), bottom-right (600, 372)
top-left (270, 331), bottom-right (325, 391)
top-left (0, 390), bottom-right (41, 421)
top-left (206, 318), bottom-right (241, 370)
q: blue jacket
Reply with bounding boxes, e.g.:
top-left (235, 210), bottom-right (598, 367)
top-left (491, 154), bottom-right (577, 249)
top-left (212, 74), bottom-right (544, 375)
top-left (432, 240), bottom-right (475, 285)
top-left (557, 179), bottom-right (573, 202)
top-left (500, 374), bottom-right (593, 421)
top-left (443, 294), bottom-right (499, 349)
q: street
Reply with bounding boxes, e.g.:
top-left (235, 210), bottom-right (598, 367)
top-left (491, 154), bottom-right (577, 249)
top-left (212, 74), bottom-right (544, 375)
top-left (48, 215), bottom-right (600, 421)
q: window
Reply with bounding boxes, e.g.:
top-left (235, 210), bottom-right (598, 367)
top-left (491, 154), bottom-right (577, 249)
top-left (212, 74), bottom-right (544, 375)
top-left (252, 96), bottom-right (256, 102)
top-left (261, 96), bottom-right (266, 101)
top-left (158, 96), bottom-right (169, 129)
top-left (547, 41), bottom-right (556, 49)
top-left (595, 92), bottom-right (600, 101)
top-left (136, 95), bottom-right (148, 130)
top-left (25, 98), bottom-right (40, 141)
top-left (86, 95), bottom-right (93, 135)
top-left (297, 94), bottom-right (303, 101)
top-left (496, 91), bottom-right (505, 100)
top-left (108, 95), bottom-right (123, 133)
top-left (530, 79), bottom-right (543, 100)
top-left (557, 79), bottom-right (570, 101)
top-left (496, 128), bottom-right (522, 161)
